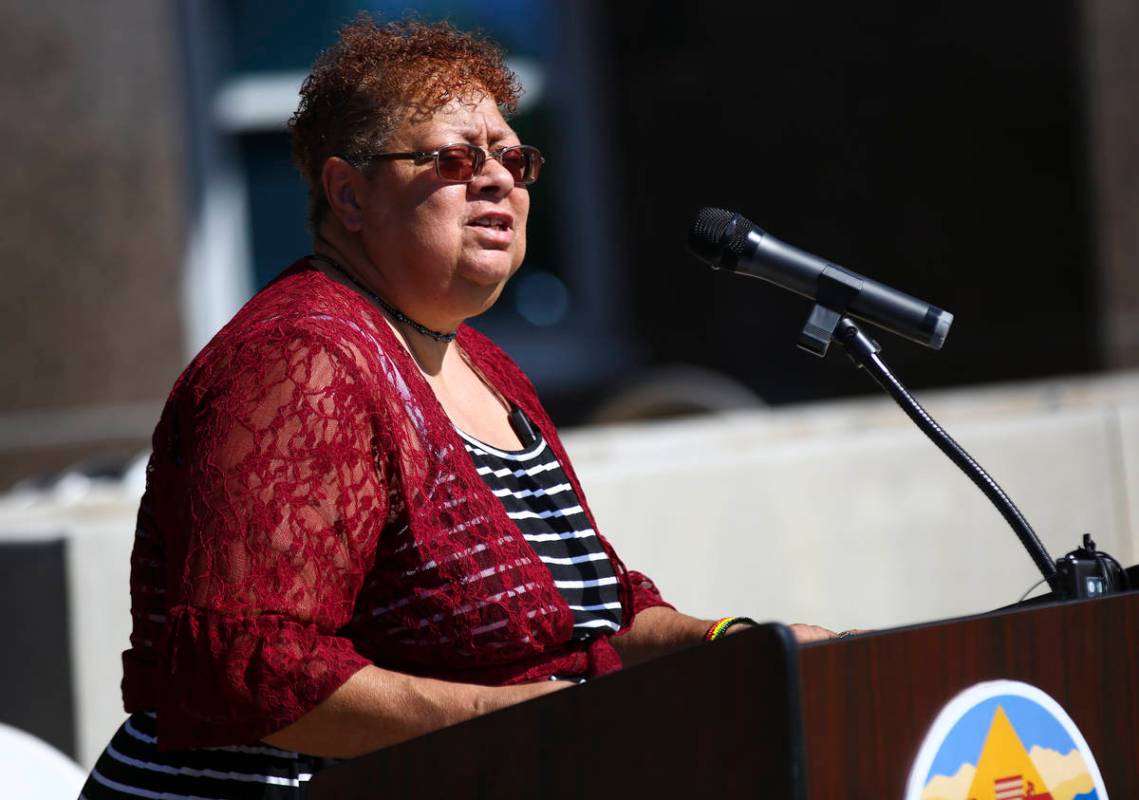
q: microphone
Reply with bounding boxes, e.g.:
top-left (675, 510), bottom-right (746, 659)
top-left (688, 208), bottom-right (953, 350)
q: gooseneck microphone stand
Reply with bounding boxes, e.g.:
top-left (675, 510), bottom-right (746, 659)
top-left (688, 206), bottom-right (1130, 601)
top-left (687, 207), bottom-right (1127, 601)
top-left (798, 296), bottom-right (1128, 602)
top-left (828, 316), bottom-right (1061, 592)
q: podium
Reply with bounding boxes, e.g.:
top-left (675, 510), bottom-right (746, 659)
top-left (307, 591), bottom-right (1139, 798)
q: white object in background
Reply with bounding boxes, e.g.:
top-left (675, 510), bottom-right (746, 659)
top-left (0, 723), bottom-right (86, 798)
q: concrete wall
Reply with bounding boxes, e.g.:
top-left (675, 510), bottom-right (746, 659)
top-left (563, 372), bottom-right (1139, 632)
top-left (0, 3), bottom-right (186, 488)
top-left (0, 474), bottom-right (141, 768)
top-left (3, 372), bottom-right (1138, 768)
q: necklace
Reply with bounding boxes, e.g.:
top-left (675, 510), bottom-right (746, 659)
top-left (309, 253), bottom-right (458, 343)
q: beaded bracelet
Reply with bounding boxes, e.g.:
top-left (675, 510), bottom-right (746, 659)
top-left (704, 616), bottom-right (760, 641)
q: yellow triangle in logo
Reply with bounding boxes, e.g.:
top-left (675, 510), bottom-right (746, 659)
top-left (965, 705), bottom-right (1052, 800)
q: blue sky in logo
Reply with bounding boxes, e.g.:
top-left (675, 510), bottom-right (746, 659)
top-left (926, 695), bottom-right (1080, 780)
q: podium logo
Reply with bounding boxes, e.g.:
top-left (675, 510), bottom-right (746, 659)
top-left (904, 680), bottom-right (1107, 800)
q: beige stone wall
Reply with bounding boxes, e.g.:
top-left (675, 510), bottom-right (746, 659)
top-left (1084, 0), bottom-right (1139, 367)
top-left (566, 372), bottom-right (1139, 632)
top-left (0, 3), bottom-right (186, 487)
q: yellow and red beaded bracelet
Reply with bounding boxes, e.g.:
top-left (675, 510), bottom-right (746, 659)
top-left (703, 616), bottom-right (759, 641)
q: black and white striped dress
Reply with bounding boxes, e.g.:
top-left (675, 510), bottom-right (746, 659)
top-left (79, 712), bottom-right (334, 799)
top-left (80, 422), bottom-right (622, 799)
top-left (454, 424), bottom-right (623, 639)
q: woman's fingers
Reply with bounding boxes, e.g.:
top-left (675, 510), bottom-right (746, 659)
top-left (789, 623), bottom-right (839, 643)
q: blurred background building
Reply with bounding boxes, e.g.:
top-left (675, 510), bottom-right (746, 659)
top-left (0, 0), bottom-right (1136, 777)
top-left (2, 0), bottom-right (1137, 486)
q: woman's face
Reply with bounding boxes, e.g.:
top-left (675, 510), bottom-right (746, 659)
top-left (355, 93), bottom-right (531, 329)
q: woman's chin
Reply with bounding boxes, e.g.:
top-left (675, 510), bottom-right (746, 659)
top-left (457, 252), bottom-right (521, 290)
top-left (449, 274), bottom-right (511, 320)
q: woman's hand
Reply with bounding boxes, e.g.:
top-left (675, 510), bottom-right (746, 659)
top-left (609, 606), bottom-right (714, 667)
top-left (786, 623), bottom-right (838, 643)
top-left (784, 624), bottom-right (870, 642)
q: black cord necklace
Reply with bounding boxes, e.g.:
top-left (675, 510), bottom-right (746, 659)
top-left (309, 253), bottom-right (458, 343)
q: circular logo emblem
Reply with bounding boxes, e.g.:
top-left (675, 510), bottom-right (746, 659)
top-left (905, 680), bottom-right (1107, 800)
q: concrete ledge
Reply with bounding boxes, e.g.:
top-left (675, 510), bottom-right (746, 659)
top-left (562, 371), bottom-right (1139, 632)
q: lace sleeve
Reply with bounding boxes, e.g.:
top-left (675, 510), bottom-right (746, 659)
top-left (156, 326), bottom-right (387, 750)
top-left (626, 570), bottom-right (674, 616)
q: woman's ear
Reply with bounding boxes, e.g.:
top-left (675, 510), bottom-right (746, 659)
top-left (321, 157), bottom-right (365, 232)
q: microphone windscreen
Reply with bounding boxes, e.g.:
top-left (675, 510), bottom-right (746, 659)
top-left (688, 208), bottom-right (759, 263)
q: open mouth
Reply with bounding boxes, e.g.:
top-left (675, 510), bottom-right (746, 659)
top-left (468, 213), bottom-right (513, 232)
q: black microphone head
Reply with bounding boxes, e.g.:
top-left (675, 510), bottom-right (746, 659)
top-left (687, 208), bottom-right (761, 269)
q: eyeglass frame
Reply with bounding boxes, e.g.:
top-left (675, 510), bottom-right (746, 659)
top-left (357, 142), bottom-right (545, 185)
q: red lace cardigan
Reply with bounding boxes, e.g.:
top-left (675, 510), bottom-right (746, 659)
top-left (121, 263), bottom-right (670, 751)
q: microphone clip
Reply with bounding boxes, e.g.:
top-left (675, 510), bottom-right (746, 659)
top-left (797, 267), bottom-right (863, 356)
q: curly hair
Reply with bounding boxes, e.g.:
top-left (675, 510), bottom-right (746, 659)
top-left (289, 14), bottom-right (521, 229)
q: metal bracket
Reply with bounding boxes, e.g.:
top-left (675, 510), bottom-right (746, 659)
top-left (797, 266), bottom-right (863, 356)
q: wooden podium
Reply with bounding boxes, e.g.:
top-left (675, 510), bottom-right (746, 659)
top-left (307, 591), bottom-right (1139, 798)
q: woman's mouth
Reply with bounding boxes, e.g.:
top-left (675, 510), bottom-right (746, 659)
top-left (467, 212), bottom-right (514, 245)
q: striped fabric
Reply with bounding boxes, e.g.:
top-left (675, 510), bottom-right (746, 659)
top-left (79, 712), bottom-right (333, 799)
top-left (455, 424), bottom-right (623, 639)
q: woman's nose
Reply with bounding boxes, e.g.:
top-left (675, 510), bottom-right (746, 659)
top-left (471, 154), bottom-right (516, 195)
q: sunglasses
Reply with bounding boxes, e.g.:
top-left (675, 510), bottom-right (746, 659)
top-left (365, 143), bottom-right (545, 185)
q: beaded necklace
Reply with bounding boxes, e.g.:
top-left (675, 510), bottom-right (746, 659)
top-left (309, 253), bottom-right (458, 343)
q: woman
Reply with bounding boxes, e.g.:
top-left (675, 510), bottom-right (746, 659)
top-left (81, 17), bottom-right (833, 799)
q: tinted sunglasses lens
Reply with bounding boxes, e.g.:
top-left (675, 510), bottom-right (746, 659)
top-left (499, 147), bottom-right (529, 183)
top-left (436, 145), bottom-right (479, 181)
top-left (503, 146), bottom-right (542, 184)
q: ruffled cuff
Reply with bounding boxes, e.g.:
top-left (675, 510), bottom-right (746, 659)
top-left (156, 605), bottom-right (372, 751)
top-left (626, 570), bottom-right (674, 616)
